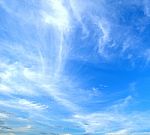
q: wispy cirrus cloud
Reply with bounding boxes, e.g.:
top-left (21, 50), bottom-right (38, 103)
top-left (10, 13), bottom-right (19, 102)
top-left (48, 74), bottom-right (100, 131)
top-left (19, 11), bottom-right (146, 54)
top-left (67, 107), bottom-right (150, 134)
top-left (0, 2), bottom-right (81, 131)
top-left (0, 0), bottom-right (150, 134)
top-left (0, 98), bottom-right (48, 111)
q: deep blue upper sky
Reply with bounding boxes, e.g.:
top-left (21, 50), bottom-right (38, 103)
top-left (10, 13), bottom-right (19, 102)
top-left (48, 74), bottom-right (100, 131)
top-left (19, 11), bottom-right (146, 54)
top-left (0, 0), bottom-right (150, 134)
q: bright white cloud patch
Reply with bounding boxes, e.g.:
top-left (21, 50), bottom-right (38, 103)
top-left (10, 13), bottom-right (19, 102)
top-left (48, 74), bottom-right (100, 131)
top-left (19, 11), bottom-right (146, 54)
top-left (41, 0), bottom-right (70, 30)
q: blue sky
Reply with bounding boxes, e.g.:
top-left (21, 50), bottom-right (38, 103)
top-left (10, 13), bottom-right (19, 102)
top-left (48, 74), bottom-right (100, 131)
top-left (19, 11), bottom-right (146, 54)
top-left (0, 0), bottom-right (150, 134)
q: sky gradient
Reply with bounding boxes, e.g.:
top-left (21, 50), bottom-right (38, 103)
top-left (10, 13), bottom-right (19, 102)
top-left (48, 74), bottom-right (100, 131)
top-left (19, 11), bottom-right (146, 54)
top-left (0, 0), bottom-right (150, 135)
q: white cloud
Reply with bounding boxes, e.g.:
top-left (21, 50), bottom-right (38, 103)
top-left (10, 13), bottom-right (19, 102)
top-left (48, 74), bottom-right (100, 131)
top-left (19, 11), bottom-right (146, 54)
top-left (144, 49), bottom-right (150, 63)
top-left (41, 0), bottom-right (70, 31)
top-left (69, 0), bottom-right (90, 37)
top-left (143, 0), bottom-right (150, 17)
top-left (0, 0), bottom-right (80, 114)
top-left (61, 134), bottom-right (72, 135)
top-left (110, 96), bottom-right (133, 112)
top-left (68, 111), bottom-right (150, 134)
top-left (70, 112), bottom-right (123, 133)
top-left (0, 62), bottom-right (40, 96)
top-left (18, 99), bottom-right (48, 110)
top-left (64, 94), bottom-right (150, 134)
top-left (0, 84), bottom-right (11, 93)
top-left (0, 133), bottom-right (16, 135)
top-left (98, 19), bottom-right (111, 57)
top-left (106, 129), bottom-right (129, 135)
top-left (13, 125), bottom-right (32, 132)
top-left (0, 112), bottom-right (9, 119)
top-left (0, 99), bottom-right (48, 111)
top-left (41, 84), bottom-right (80, 112)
